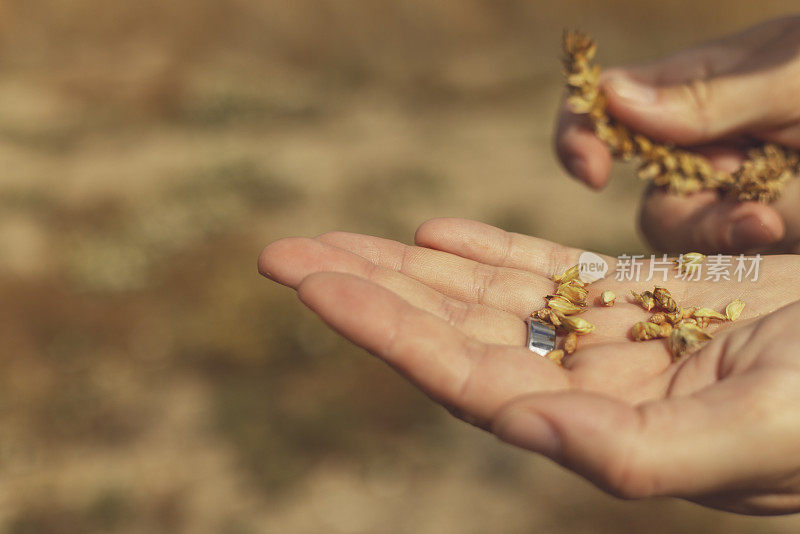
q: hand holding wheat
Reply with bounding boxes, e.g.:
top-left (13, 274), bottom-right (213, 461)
top-left (556, 16), bottom-right (800, 253)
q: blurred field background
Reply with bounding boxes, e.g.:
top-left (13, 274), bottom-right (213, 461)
top-left (3, 1), bottom-right (800, 532)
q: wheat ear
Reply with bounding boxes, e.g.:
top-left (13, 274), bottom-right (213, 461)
top-left (563, 30), bottom-right (800, 202)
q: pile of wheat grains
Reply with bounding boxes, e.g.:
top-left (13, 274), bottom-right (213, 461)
top-left (532, 258), bottom-right (745, 364)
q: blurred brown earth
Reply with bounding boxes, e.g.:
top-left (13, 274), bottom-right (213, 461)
top-left (2, 1), bottom-right (800, 532)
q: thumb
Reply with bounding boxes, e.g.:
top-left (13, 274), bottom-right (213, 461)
top-left (600, 25), bottom-right (800, 145)
top-left (639, 188), bottom-right (785, 253)
top-left (491, 386), bottom-right (782, 501)
top-left (601, 70), bottom-right (766, 146)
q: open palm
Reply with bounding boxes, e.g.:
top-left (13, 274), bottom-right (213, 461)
top-left (259, 217), bottom-right (800, 514)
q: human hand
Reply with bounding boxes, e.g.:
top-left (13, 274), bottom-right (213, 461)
top-left (259, 217), bottom-right (800, 514)
top-left (555, 15), bottom-right (800, 254)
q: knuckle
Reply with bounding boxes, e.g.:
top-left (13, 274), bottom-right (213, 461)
top-left (498, 231), bottom-right (516, 268)
top-left (680, 77), bottom-right (713, 139)
top-left (601, 451), bottom-right (657, 500)
top-left (453, 339), bottom-right (485, 406)
top-left (470, 263), bottom-right (499, 304)
top-left (546, 246), bottom-right (580, 281)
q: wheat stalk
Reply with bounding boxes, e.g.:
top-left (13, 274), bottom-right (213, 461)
top-left (563, 30), bottom-right (800, 202)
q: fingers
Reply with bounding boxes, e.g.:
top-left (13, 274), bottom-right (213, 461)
top-left (756, 122), bottom-right (800, 148)
top-left (297, 272), bottom-right (569, 423)
top-left (693, 143), bottom-right (747, 173)
top-left (258, 237), bottom-right (525, 345)
top-left (639, 189), bottom-right (785, 253)
top-left (556, 16), bottom-right (800, 187)
top-left (601, 18), bottom-right (800, 146)
top-left (316, 230), bottom-right (556, 318)
top-left (412, 218), bottom-right (613, 276)
top-left (554, 106), bottom-right (613, 188)
top-left (601, 69), bottom-right (758, 146)
top-left (492, 373), bottom-right (794, 501)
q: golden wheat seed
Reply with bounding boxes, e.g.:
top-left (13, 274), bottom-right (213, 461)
top-left (631, 290), bottom-right (656, 311)
top-left (546, 349), bottom-right (566, 366)
top-left (693, 308), bottom-right (727, 321)
top-left (726, 299), bottom-right (745, 321)
top-left (547, 295), bottom-right (586, 316)
top-left (553, 264), bottom-right (580, 284)
top-left (600, 290), bottom-right (616, 307)
top-left (658, 323), bottom-right (673, 338)
top-left (632, 322), bottom-right (649, 341)
top-left (652, 287), bottom-right (677, 312)
top-left (642, 291), bottom-right (657, 311)
top-left (558, 314), bottom-right (595, 335)
top-left (557, 282), bottom-right (589, 304)
top-left (645, 322), bottom-right (662, 339)
top-left (564, 332), bottom-right (578, 355)
top-left (668, 324), bottom-right (713, 360)
top-left (664, 308), bottom-right (683, 324)
top-left (675, 252), bottom-right (705, 274)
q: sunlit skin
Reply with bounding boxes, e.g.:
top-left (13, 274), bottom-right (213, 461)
top-left (259, 217), bottom-right (800, 515)
top-left (554, 15), bottom-right (800, 253)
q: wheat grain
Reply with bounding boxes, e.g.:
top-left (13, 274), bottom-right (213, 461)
top-left (725, 299), bottom-right (745, 321)
top-left (600, 290), bottom-right (616, 306)
top-left (629, 284), bottom-right (737, 359)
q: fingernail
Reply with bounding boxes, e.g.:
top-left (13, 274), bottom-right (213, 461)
top-left (258, 265), bottom-right (274, 280)
top-left (728, 215), bottom-right (778, 250)
top-left (495, 409), bottom-right (561, 459)
top-left (606, 76), bottom-right (657, 106)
